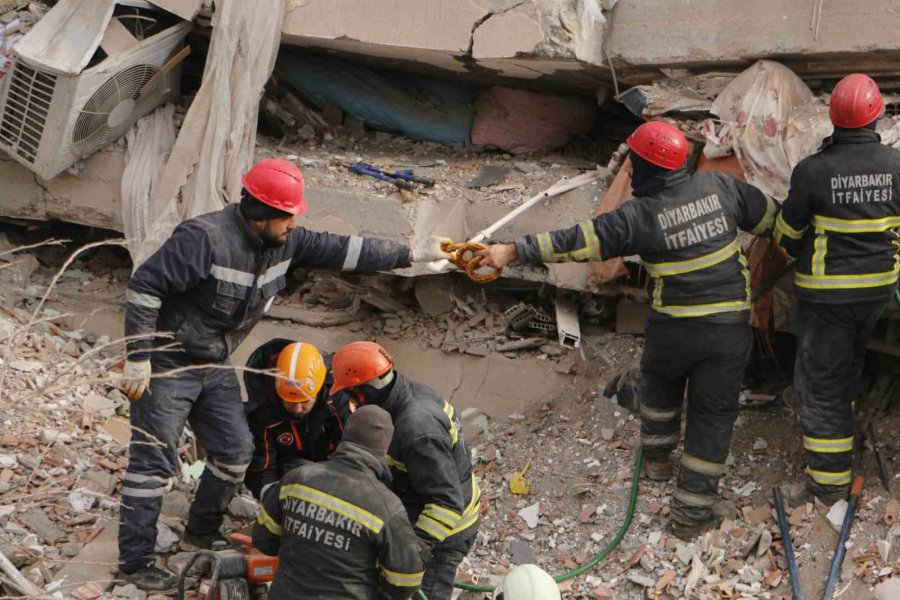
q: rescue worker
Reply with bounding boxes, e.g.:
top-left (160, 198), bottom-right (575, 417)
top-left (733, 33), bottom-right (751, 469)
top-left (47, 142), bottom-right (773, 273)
top-left (330, 341), bottom-right (480, 600)
top-left (473, 121), bottom-right (777, 539)
top-left (243, 339), bottom-right (351, 499)
top-left (253, 405), bottom-right (425, 600)
top-left (774, 73), bottom-right (899, 504)
top-left (117, 158), bottom-right (449, 590)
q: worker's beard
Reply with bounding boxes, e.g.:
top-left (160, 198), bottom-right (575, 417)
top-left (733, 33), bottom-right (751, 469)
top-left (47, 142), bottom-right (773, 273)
top-left (259, 226), bottom-right (289, 247)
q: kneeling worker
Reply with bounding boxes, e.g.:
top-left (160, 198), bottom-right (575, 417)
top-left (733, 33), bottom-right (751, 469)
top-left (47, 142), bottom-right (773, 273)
top-left (253, 405), bottom-right (425, 600)
top-left (243, 339), bottom-right (351, 499)
top-left (330, 342), bottom-right (480, 600)
top-left (473, 121), bottom-right (776, 538)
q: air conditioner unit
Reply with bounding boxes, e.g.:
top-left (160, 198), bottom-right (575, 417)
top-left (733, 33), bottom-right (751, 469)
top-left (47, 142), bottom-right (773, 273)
top-left (0, 1), bottom-right (191, 180)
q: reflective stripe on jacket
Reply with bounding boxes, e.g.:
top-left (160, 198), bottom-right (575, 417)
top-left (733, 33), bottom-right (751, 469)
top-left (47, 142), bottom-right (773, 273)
top-left (514, 169), bottom-right (775, 323)
top-left (775, 128), bottom-right (900, 303)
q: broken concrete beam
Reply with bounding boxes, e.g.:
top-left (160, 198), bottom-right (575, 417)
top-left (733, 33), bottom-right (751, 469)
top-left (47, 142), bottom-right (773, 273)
top-left (495, 338), bottom-right (545, 352)
top-left (52, 520), bottom-right (118, 595)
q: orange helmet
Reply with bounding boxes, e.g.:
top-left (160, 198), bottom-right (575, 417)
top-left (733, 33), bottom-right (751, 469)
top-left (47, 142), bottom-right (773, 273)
top-left (626, 121), bottom-right (688, 170)
top-left (330, 341), bottom-right (394, 395)
top-left (275, 342), bottom-right (326, 403)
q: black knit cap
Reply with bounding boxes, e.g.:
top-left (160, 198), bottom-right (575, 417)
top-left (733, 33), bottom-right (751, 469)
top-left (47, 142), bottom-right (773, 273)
top-left (239, 189), bottom-right (294, 221)
top-left (342, 405), bottom-right (395, 458)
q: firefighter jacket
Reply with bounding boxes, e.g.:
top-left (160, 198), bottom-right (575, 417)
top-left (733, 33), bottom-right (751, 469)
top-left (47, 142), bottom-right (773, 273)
top-left (253, 442), bottom-right (425, 600)
top-left (775, 127), bottom-right (900, 304)
top-left (124, 203), bottom-right (410, 363)
top-left (377, 373), bottom-right (480, 547)
top-left (243, 338), bottom-right (352, 499)
top-left (514, 168), bottom-right (776, 323)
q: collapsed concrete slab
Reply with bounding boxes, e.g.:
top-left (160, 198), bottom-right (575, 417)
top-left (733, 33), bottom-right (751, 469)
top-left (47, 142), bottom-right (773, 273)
top-left (280, 0), bottom-right (609, 91)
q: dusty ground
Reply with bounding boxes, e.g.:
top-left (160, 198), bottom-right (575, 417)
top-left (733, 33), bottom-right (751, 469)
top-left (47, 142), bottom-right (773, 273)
top-left (1, 235), bottom-right (899, 600)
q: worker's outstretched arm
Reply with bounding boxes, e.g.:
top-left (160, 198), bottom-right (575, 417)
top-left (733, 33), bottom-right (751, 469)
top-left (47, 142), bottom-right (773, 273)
top-left (288, 227), bottom-right (411, 272)
top-left (475, 206), bottom-right (638, 269)
top-left (723, 173), bottom-right (778, 237)
top-left (252, 482), bottom-right (284, 556)
top-left (377, 507), bottom-right (426, 600)
top-left (774, 167), bottom-right (813, 257)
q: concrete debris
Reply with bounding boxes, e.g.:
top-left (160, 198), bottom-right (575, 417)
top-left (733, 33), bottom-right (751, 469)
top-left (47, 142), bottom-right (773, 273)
top-left (876, 577), bottom-right (900, 600)
top-left (154, 522), bottom-right (179, 553)
top-left (518, 502), bottom-right (540, 529)
top-left (228, 494), bottom-right (260, 520)
top-left (827, 500), bottom-right (849, 532)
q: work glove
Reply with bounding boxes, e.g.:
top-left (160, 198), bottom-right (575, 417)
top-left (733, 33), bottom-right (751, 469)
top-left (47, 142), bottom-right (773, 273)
top-left (121, 360), bottom-right (151, 401)
top-left (410, 235), bottom-right (451, 263)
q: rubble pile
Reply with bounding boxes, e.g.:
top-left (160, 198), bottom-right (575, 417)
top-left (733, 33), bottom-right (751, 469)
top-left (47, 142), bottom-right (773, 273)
top-left (457, 379), bottom-right (900, 599)
top-left (0, 243), bottom-right (262, 600)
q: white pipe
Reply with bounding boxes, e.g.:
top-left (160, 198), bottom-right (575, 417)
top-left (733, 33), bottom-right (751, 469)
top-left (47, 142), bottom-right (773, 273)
top-left (427, 170), bottom-right (606, 273)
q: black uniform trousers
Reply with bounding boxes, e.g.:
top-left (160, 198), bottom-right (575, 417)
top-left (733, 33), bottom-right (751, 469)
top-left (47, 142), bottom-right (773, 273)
top-left (420, 528), bottom-right (477, 600)
top-left (794, 299), bottom-right (884, 496)
top-left (639, 318), bottom-right (752, 525)
top-left (118, 353), bottom-right (253, 573)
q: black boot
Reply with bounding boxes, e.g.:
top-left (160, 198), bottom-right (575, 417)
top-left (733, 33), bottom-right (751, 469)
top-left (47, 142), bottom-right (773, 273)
top-left (180, 528), bottom-right (234, 551)
top-left (122, 562), bottom-right (177, 591)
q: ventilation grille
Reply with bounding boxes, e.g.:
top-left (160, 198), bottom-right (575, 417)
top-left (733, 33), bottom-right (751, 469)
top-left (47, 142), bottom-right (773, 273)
top-left (0, 62), bottom-right (56, 164)
top-left (72, 64), bottom-right (158, 157)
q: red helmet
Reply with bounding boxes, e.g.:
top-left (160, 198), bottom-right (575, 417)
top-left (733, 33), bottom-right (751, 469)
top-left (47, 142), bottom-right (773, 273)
top-left (330, 341), bottom-right (394, 395)
top-left (626, 121), bottom-right (688, 170)
top-left (830, 74), bottom-right (884, 129)
top-left (241, 158), bottom-right (307, 216)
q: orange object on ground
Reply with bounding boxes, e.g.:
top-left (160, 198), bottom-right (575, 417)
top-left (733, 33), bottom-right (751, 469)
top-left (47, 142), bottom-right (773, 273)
top-left (587, 157), bottom-right (633, 287)
top-left (229, 533), bottom-right (279, 584)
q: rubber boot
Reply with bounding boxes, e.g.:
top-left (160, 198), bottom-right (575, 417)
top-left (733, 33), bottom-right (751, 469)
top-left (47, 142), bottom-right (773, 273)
top-left (122, 562), bottom-right (177, 591)
top-left (671, 498), bottom-right (737, 541)
top-left (779, 481), bottom-right (848, 509)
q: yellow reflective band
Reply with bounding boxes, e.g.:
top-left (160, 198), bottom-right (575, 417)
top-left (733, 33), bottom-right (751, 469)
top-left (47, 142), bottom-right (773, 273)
top-left (257, 507), bottom-right (283, 536)
top-left (536, 222), bottom-right (602, 264)
top-left (442, 401), bottom-right (459, 446)
top-left (651, 276), bottom-right (664, 308)
top-left (639, 405), bottom-right (681, 422)
top-left (537, 232), bottom-right (552, 262)
top-left (774, 212), bottom-right (806, 241)
top-left (812, 231), bottom-right (828, 277)
top-left (568, 221), bottom-right (603, 262)
top-left (381, 566), bottom-right (425, 588)
top-left (806, 467), bottom-right (852, 486)
top-left (384, 455), bottom-right (408, 472)
top-left (643, 237), bottom-right (740, 277)
top-left (423, 503), bottom-right (461, 528)
top-left (672, 488), bottom-right (715, 507)
top-left (416, 514), bottom-right (451, 542)
top-left (803, 436), bottom-right (854, 454)
top-left (653, 299), bottom-right (751, 318)
top-left (739, 252), bottom-right (751, 300)
top-left (812, 214), bottom-right (900, 233)
top-left (681, 453), bottom-right (727, 477)
top-left (450, 477), bottom-right (482, 535)
top-left (280, 484), bottom-right (384, 534)
top-left (641, 432), bottom-right (680, 447)
top-left (795, 268), bottom-right (900, 290)
top-left (751, 195), bottom-right (777, 236)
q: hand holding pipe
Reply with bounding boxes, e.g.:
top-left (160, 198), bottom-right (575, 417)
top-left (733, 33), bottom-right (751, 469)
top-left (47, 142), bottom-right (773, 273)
top-left (426, 170), bottom-right (607, 274)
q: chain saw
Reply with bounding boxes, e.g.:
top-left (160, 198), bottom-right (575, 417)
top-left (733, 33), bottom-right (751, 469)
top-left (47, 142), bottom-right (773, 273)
top-left (176, 534), bottom-right (278, 600)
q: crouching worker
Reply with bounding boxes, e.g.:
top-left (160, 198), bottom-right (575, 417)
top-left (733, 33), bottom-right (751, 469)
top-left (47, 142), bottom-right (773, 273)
top-left (473, 121), bottom-right (776, 539)
top-left (243, 339), bottom-right (351, 499)
top-left (253, 405), bottom-right (424, 599)
top-left (331, 342), bottom-right (480, 600)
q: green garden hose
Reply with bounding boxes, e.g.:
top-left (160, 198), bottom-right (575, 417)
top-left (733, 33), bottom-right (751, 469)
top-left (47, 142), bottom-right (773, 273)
top-left (413, 447), bottom-right (645, 599)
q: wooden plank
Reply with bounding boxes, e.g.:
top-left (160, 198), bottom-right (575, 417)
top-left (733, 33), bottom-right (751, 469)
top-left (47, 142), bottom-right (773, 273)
top-left (587, 156), bottom-right (633, 287)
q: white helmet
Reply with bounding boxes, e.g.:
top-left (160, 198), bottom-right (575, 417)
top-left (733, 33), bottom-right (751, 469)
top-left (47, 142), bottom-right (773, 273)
top-left (493, 564), bottom-right (561, 600)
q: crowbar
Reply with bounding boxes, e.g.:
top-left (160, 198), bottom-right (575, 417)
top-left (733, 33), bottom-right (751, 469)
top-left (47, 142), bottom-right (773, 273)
top-left (822, 475), bottom-right (864, 600)
top-left (773, 485), bottom-right (804, 600)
